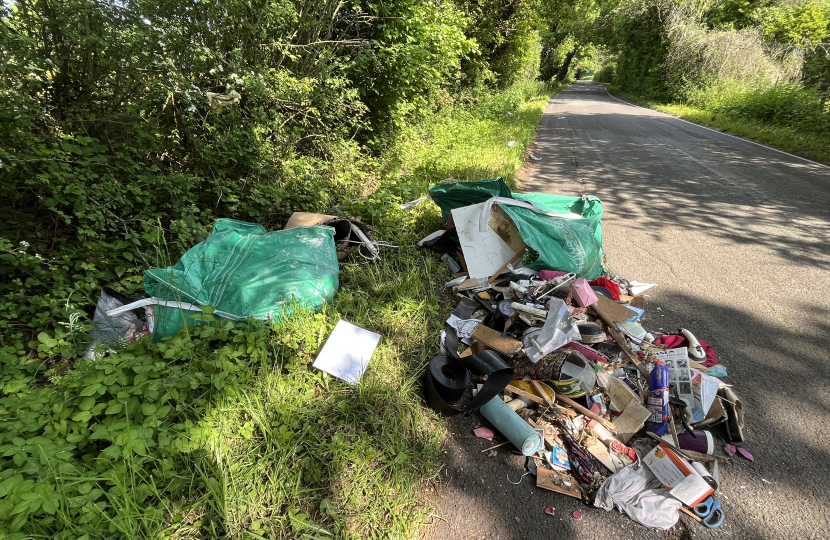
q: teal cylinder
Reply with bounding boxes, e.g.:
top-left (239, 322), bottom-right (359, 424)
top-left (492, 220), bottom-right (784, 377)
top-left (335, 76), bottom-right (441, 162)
top-left (480, 396), bottom-right (543, 456)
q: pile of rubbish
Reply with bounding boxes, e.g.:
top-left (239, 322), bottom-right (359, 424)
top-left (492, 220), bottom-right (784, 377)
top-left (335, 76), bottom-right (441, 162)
top-left (420, 178), bottom-right (747, 531)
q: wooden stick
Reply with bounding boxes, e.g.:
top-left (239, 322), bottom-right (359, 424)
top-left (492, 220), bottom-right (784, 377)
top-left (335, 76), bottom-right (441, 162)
top-left (680, 507), bottom-right (702, 523)
top-left (489, 251), bottom-right (524, 283)
top-left (480, 441), bottom-right (511, 453)
top-left (505, 384), bottom-right (546, 405)
top-left (590, 304), bottom-right (650, 378)
top-left (555, 393), bottom-right (616, 431)
top-left (530, 380), bottom-right (556, 408)
top-left (669, 416), bottom-right (682, 449)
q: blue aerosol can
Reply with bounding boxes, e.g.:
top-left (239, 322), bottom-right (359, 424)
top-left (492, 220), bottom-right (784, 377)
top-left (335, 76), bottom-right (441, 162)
top-left (646, 359), bottom-right (670, 435)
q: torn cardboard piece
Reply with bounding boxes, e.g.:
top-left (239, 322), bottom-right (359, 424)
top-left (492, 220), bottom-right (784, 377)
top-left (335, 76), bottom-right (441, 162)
top-left (591, 295), bottom-right (638, 324)
top-left (613, 399), bottom-right (651, 444)
top-left (471, 325), bottom-right (523, 356)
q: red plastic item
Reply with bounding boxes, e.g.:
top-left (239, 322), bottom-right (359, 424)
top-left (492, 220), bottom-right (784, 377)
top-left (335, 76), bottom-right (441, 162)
top-left (654, 334), bottom-right (719, 367)
top-left (589, 277), bottom-right (620, 300)
top-left (572, 511), bottom-right (582, 520)
top-left (544, 506), bottom-right (555, 515)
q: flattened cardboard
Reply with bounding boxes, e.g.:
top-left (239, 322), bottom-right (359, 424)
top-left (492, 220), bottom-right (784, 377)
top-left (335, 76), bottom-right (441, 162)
top-left (488, 205), bottom-right (527, 253)
top-left (536, 467), bottom-right (582, 499)
top-left (284, 212), bottom-right (337, 229)
top-left (471, 324), bottom-right (523, 356)
top-left (591, 295), bottom-right (638, 324)
top-left (613, 398), bottom-right (651, 444)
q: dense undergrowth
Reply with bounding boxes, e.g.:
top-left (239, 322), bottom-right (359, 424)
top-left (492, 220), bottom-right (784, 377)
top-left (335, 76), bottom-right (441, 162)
top-left (0, 76), bottom-right (560, 538)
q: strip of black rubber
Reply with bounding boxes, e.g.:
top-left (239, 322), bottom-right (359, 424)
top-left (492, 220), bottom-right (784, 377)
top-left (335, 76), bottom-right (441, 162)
top-left (423, 326), bottom-right (513, 415)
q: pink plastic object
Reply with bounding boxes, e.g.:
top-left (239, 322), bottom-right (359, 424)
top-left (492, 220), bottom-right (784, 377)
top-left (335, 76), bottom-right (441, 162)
top-left (590, 402), bottom-right (602, 415)
top-left (474, 427), bottom-right (495, 440)
top-left (737, 447), bottom-right (755, 461)
top-left (544, 506), bottom-right (555, 515)
top-left (539, 270), bottom-right (567, 280)
top-left (563, 342), bottom-right (611, 363)
top-left (572, 511), bottom-right (582, 520)
top-left (725, 443), bottom-right (737, 456)
top-left (570, 277), bottom-right (599, 307)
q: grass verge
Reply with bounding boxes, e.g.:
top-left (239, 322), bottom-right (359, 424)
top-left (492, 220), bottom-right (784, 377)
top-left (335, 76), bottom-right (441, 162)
top-left (0, 79), bottom-right (560, 539)
top-left (608, 87), bottom-right (830, 164)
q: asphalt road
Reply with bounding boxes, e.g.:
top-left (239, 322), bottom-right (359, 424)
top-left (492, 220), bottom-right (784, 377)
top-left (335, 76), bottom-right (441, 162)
top-left (422, 81), bottom-right (830, 540)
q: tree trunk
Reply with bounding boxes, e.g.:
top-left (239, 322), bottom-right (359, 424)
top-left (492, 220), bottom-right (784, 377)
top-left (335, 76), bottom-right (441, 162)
top-left (556, 48), bottom-right (578, 82)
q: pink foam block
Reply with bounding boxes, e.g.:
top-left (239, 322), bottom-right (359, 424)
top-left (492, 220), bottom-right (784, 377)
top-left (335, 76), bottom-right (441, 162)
top-left (570, 277), bottom-right (598, 307)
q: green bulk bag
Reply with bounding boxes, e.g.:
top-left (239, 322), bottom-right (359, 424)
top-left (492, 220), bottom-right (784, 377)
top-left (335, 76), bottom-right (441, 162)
top-left (428, 177), bottom-right (512, 222)
top-left (501, 193), bottom-right (604, 279)
top-left (144, 218), bottom-right (339, 339)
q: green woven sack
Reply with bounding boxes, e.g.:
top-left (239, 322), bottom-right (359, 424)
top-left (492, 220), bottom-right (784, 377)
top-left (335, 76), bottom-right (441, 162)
top-left (144, 218), bottom-right (339, 339)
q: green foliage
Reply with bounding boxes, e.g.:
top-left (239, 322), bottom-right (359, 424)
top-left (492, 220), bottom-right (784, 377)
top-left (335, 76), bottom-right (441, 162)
top-left (0, 313), bottom-right (258, 537)
top-left (758, 1), bottom-right (830, 45)
top-left (594, 61), bottom-right (618, 83)
top-left (453, 0), bottom-right (542, 88)
top-left (611, 4), bottom-right (669, 99)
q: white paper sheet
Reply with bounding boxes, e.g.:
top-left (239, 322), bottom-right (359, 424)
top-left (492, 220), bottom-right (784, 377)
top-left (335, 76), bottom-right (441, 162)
top-left (690, 368), bottom-right (720, 422)
top-left (312, 320), bottom-right (381, 384)
top-left (452, 202), bottom-right (518, 279)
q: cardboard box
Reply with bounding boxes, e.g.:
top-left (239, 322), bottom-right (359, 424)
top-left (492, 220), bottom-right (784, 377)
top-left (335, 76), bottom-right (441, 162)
top-left (643, 442), bottom-right (714, 506)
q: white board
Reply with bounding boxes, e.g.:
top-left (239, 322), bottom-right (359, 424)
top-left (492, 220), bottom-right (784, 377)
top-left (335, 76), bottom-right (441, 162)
top-left (312, 320), bottom-right (380, 384)
top-left (452, 202), bottom-right (518, 279)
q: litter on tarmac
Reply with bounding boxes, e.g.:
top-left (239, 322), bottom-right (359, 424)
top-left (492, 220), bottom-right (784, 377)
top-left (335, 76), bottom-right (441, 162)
top-left (420, 178), bottom-right (747, 531)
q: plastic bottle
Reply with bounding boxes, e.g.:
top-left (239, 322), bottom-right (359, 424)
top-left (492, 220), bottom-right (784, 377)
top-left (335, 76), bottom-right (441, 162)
top-left (480, 396), bottom-right (542, 456)
top-left (594, 365), bottom-right (640, 412)
top-left (646, 359), bottom-right (670, 435)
